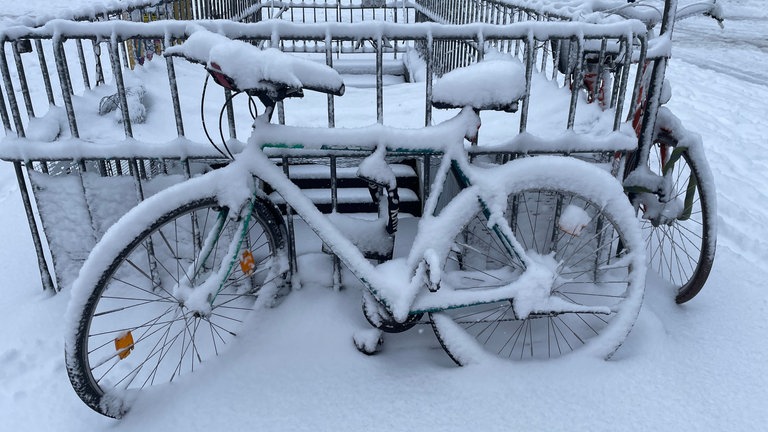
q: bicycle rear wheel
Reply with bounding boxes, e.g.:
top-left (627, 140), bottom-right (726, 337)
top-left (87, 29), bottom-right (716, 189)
top-left (430, 158), bottom-right (644, 364)
top-left (643, 134), bottom-right (715, 303)
top-left (66, 193), bottom-right (288, 418)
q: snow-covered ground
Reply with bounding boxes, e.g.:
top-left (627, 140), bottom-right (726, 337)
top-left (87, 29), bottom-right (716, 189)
top-left (1, 1), bottom-right (767, 430)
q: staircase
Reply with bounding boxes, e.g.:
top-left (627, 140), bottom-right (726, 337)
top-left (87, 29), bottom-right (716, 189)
top-left (265, 159), bottom-right (422, 216)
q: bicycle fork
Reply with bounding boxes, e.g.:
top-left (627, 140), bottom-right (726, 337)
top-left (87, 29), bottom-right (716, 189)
top-left (175, 198), bottom-right (260, 316)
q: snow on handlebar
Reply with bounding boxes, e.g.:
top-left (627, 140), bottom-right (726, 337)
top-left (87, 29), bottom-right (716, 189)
top-left (164, 28), bottom-right (345, 97)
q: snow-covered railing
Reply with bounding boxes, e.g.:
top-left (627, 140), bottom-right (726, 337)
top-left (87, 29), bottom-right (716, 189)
top-left (410, 0), bottom-right (573, 76)
top-left (0, 15), bottom-right (652, 292)
top-left (1, 0), bottom-right (260, 28)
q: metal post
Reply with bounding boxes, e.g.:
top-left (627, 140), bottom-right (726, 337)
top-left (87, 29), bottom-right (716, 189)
top-left (34, 40), bottom-right (56, 105)
top-left (281, 156), bottom-right (298, 285)
top-left (425, 35), bottom-right (434, 126)
top-left (519, 35), bottom-right (534, 133)
top-left (11, 43), bottom-right (35, 120)
top-left (52, 39), bottom-right (80, 138)
top-left (164, 40), bottom-right (185, 137)
top-left (325, 36), bottom-right (335, 127)
top-left (566, 36), bottom-right (583, 130)
top-left (13, 161), bottom-right (57, 292)
top-left (92, 40), bottom-right (105, 86)
top-left (76, 39), bottom-right (91, 90)
top-left (330, 155), bottom-right (338, 213)
top-left (0, 76), bottom-right (12, 131)
top-left (612, 36), bottom-right (635, 130)
top-left (225, 88), bottom-right (237, 139)
top-left (376, 35), bottom-right (384, 124)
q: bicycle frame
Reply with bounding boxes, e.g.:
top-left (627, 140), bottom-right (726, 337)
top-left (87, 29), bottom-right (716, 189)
top-left (179, 102), bottom-right (618, 323)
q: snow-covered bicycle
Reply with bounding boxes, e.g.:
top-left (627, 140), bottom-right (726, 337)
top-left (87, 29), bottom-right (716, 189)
top-left (64, 29), bottom-right (645, 418)
top-left (564, 0), bottom-right (721, 302)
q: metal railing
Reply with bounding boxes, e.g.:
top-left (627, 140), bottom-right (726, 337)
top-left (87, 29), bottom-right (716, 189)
top-left (0, 4), bottom-right (651, 292)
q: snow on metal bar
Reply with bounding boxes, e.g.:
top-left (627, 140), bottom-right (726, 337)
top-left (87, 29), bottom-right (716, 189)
top-left (0, 19), bottom-right (647, 42)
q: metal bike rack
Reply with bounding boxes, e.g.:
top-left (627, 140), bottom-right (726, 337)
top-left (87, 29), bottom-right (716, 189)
top-left (0, 0), bottom-right (653, 293)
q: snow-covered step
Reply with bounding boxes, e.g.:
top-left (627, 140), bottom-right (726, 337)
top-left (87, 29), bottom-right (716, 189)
top-left (268, 187), bottom-right (419, 205)
top-left (285, 163), bottom-right (417, 179)
top-left (283, 162), bottom-right (419, 193)
top-left (269, 161), bottom-right (422, 215)
top-left (331, 58), bottom-right (406, 76)
top-left (341, 74), bottom-right (406, 88)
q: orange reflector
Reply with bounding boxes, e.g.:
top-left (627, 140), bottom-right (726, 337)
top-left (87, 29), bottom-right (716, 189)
top-left (240, 250), bottom-right (256, 276)
top-left (114, 331), bottom-right (134, 360)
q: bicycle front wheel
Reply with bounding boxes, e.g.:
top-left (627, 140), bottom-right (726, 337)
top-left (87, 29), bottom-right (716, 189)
top-left (643, 134), bottom-right (715, 303)
top-left (430, 158), bottom-right (645, 364)
top-left (66, 192), bottom-right (288, 418)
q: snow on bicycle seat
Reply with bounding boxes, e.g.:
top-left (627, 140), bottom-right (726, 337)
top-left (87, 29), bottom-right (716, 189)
top-left (165, 29), bottom-right (345, 98)
top-left (432, 56), bottom-right (527, 113)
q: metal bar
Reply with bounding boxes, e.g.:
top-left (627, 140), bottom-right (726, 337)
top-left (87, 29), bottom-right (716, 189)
top-left (636, 58), bottom-right (668, 168)
top-left (0, 42), bottom-right (26, 136)
top-left (164, 39), bottom-right (185, 136)
top-left (60, 41), bottom-right (76, 95)
top-left (325, 35), bottom-right (335, 127)
top-left (92, 40), bottom-right (105, 85)
top-left (109, 35), bottom-right (146, 209)
top-left (566, 36), bottom-right (583, 130)
top-left (0, 79), bottom-right (12, 132)
top-left (519, 34), bottom-right (534, 133)
top-left (626, 35), bottom-right (648, 122)
top-left (11, 43), bottom-right (35, 119)
top-left (540, 18), bottom-right (550, 73)
top-left (76, 39), bottom-right (91, 90)
top-left (424, 34), bottom-right (433, 126)
top-left (277, 100), bottom-right (285, 125)
top-left (476, 31), bottom-right (484, 62)
top-left (108, 36), bottom-right (133, 137)
top-left (594, 38), bottom-right (608, 104)
top-left (376, 35), bottom-right (383, 124)
top-left (551, 38), bottom-right (561, 81)
top-left (119, 39), bottom-right (130, 70)
top-left (34, 40), bottom-right (56, 105)
top-left (225, 88), bottom-right (237, 139)
top-left (129, 158), bottom-right (147, 201)
top-left (330, 155), bottom-right (338, 212)
top-left (13, 161), bottom-right (57, 292)
top-left (422, 154), bottom-right (430, 215)
top-left (611, 37), bottom-right (633, 131)
top-left (281, 156), bottom-right (298, 280)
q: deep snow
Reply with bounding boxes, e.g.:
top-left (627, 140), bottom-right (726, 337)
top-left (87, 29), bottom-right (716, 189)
top-left (1, 1), bottom-right (767, 431)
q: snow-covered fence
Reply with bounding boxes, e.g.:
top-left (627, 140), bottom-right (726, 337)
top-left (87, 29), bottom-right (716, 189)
top-left (0, 11), bottom-right (652, 293)
top-left (411, 0), bottom-right (573, 76)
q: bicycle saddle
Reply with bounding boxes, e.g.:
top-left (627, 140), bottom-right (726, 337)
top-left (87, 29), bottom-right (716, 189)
top-left (165, 29), bottom-right (345, 101)
top-left (431, 58), bottom-right (527, 113)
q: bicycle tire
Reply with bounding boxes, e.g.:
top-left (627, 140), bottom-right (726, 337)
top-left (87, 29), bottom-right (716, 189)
top-left (643, 134), bottom-right (715, 303)
top-left (66, 191), bottom-right (288, 418)
top-left (429, 157), bottom-right (645, 365)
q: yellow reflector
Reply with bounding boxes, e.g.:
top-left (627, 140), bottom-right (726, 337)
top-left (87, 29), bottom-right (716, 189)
top-left (240, 250), bottom-right (256, 276)
top-left (114, 331), bottom-right (135, 360)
